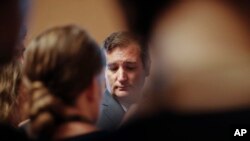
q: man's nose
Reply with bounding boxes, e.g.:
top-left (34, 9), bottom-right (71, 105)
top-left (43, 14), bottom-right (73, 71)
top-left (117, 68), bottom-right (128, 82)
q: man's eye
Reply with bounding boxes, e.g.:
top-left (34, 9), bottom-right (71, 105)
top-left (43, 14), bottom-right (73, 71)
top-left (126, 66), bottom-right (137, 71)
top-left (108, 65), bottom-right (118, 71)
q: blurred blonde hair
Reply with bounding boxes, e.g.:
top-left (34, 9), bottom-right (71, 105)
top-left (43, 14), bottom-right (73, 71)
top-left (0, 59), bottom-right (22, 125)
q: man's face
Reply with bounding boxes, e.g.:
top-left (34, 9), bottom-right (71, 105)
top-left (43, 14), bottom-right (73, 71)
top-left (105, 43), bottom-right (146, 103)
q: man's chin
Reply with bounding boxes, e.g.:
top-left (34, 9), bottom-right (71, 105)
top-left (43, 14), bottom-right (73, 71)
top-left (114, 91), bottom-right (130, 97)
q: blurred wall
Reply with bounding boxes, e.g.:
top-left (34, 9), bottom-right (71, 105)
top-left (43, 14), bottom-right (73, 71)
top-left (26, 0), bottom-right (125, 45)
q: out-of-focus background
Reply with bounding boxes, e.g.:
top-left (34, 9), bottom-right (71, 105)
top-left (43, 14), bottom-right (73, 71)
top-left (26, 0), bottom-right (125, 45)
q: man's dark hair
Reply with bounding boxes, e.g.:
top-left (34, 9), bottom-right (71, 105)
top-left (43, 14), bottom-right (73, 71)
top-left (103, 31), bottom-right (149, 72)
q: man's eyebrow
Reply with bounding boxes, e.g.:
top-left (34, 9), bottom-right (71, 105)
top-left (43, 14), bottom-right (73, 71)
top-left (124, 61), bottom-right (137, 64)
top-left (107, 62), bottom-right (117, 66)
top-left (107, 62), bottom-right (116, 65)
top-left (107, 60), bottom-right (138, 65)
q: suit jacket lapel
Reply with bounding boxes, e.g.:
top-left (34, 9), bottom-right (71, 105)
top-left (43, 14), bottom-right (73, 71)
top-left (102, 90), bottom-right (125, 125)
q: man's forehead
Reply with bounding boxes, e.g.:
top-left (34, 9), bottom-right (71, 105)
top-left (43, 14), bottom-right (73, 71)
top-left (105, 43), bottom-right (140, 55)
top-left (107, 60), bottom-right (138, 65)
top-left (105, 45), bottom-right (141, 63)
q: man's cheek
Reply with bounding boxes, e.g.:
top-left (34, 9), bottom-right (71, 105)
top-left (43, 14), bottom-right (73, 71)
top-left (130, 74), bottom-right (140, 84)
top-left (106, 74), bottom-right (113, 85)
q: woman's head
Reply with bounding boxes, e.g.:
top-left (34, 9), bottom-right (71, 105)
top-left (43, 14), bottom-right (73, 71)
top-left (24, 25), bottom-right (104, 103)
top-left (23, 25), bottom-right (105, 137)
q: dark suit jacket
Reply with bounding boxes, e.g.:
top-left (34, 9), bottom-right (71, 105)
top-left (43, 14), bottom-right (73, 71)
top-left (96, 90), bottom-right (125, 130)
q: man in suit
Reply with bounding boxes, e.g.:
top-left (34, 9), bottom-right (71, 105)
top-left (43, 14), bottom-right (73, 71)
top-left (97, 31), bottom-right (149, 130)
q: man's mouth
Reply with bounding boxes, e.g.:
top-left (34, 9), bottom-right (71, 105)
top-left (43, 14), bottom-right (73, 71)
top-left (117, 86), bottom-right (129, 91)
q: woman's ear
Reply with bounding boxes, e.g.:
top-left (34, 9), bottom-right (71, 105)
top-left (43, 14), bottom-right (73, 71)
top-left (85, 78), bottom-right (97, 102)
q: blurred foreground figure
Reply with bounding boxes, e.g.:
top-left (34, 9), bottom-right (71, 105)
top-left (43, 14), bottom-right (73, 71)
top-left (23, 25), bottom-right (106, 140)
top-left (104, 0), bottom-right (250, 140)
top-left (0, 17), bottom-right (27, 127)
top-left (0, 0), bottom-right (29, 141)
top-left (152, 0), bottom-right (250, 113)
top-left (0, 0), bottom-right (28, 65)
top-left (0, 59), bottom-right (23, 126)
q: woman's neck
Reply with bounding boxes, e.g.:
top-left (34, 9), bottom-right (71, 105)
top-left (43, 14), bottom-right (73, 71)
top-left (53, 121), bottom-right (97, 140)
